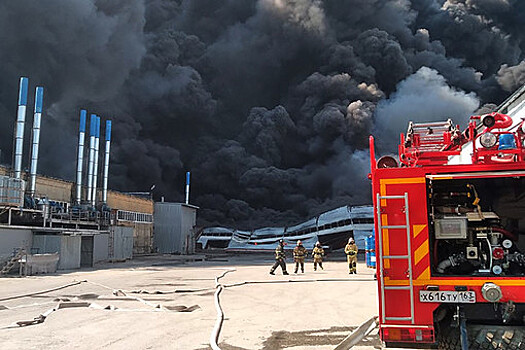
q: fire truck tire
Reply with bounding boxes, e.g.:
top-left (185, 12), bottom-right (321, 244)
top-left (436, 323), bottom-right (461, 350)
top-left (438, 325), bottom-right (525, 350)
top-left (469, 326), bottom-right (525, 350)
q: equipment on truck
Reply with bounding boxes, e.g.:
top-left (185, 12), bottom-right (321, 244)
top-left (370, 111), bottom-right (525, 349)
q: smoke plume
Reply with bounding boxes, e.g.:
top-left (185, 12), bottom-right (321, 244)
top-left (0, 0), bottom-right (524, 229)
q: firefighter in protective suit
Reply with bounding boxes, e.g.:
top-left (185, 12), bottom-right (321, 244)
top-left (345, 237), bottom-right (358, 274)
top-left (312, 241), bottom-right (324, 271)
top-left (293, 240), bottom-right (307, 273)
top-left (270, 240), bottom-right (289, 275)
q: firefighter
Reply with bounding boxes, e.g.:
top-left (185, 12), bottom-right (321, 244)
top-left (293, 240), bottom-right (307, 273)
top-left (312, 241), bottom-right (324, 271)
top-left (270, 239), bottom-right (289, 275)
top-left (345, 237), bottom-right (358, 274)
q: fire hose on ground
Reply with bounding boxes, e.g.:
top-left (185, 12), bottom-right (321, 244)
top-left (0, 273), bottom-right (378, 349)
top-left (210, 268), bottom-right (236, 350)
top-left (208, 271), bottom-right (377, 350)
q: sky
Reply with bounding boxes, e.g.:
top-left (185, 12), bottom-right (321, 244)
top-left (0, 0), bottom-right (524, 229)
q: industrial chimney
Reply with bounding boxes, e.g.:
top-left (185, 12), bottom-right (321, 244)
top-left (75, 110), bottom-right (87, 204)
top-left (102, 120), bottom-right (112, 204)
top-left (28, 86), bottom-right (44, 197)
top-left (13, 77), bottom-right (29, 179)
top-left (185, 171), bottom-right (190, 204)
top-left (91, 116), bottom-right (100, 206)
top-left (86, 114), bottom-right (96, 205)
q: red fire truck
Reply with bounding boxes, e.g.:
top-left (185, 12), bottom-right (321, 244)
top-left (370, 112), bottom-right (525, 349)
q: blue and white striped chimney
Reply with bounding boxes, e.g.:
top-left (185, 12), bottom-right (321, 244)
top-left (185, 171), bottom-right (191, 204)
top-left (75, 110), bottom-right (87, 204)
top-left (13, 77), bottom-right (29, 179)
top-left (102, 120), bottom-right (111, 204)
top-left (87, 114), bottom-right (97, 204)
top-left (92, 116), bottom-right (101, 206)
top-left (29, 86), bottom-right (44, 196)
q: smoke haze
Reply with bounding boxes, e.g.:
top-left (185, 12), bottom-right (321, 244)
top-left (0, 0), bottom-right (524, 229)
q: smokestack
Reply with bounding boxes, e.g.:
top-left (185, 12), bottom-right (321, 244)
top-left (75, 110), bottom-right (87, 205)
top-left (13, 77), bottom-right (29, 179)
top-left (185, 171), bottom-right (190, 204)
top-left (28, 86), bottom-right (44, 197)
top-left (92, 116), bottom-right (100, 206)
top-left (102, 120), bottom-right (111, 204)
top-left (86, 114), bottom-right (96, 205)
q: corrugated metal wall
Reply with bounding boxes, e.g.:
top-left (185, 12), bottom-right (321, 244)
top-left (93, 234), bottom-right (109, 263)
top-left (180, 206), bottom-right (196, 254)
top-left (154, 203), bottom-right (181, 253)
top-left (133, 223), bottom-right (154, 254)
top-left (111, 226), bottom-right (133, 260)
top-left (154, 203), bottom-right (196, 254)
top-left (33, 235), bottom-right (81, 270)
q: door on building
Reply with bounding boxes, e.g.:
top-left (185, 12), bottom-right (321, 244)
top-left (80, 236), bottom-right (94, 267)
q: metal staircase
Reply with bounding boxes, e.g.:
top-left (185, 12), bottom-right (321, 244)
top-left (1, 248), bottom-right (25, 275)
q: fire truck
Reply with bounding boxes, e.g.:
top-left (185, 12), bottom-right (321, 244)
top-left (370, 107), bottom-right (525, 349)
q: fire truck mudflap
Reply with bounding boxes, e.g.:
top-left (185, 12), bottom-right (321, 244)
top-left (370, 115), bottom-right (525, 349)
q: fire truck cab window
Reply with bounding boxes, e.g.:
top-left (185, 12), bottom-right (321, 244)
top-left (428, 176), bottom-right (525, 276)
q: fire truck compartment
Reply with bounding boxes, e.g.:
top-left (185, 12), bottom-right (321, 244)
top-left (428, 175), bottom-right (525, 277)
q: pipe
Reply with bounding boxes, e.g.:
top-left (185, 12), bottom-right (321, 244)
top-left (13, 77), bottom-right (29, 179)
top-left (333, 316), bottom-right (378, 350)
top-left (86, 114), bottom-right (96, 205)
top-left (102, 120), bottom-right (111, 203)
top-left (75, 110), bottom-right (87, 204)
top-left (491, 227), bottom-right (518, 241)
top-left (482, 112), bottom-right (513, 131)
top-left (459, 307), bottom-right (469, 350)
top-left (436, 258), bottom-right (454, 274)
top-left (369, 136), bottom-right (376, 173)
top-left (92, 116), bottom-right (101, 206)
top-left (28, 87), bottom-right (44, 197)
top-left (185, 171), bottom-right (190, 204)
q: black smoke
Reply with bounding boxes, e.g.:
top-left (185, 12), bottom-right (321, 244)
top-left (0, 0), bottom-right (524, 229)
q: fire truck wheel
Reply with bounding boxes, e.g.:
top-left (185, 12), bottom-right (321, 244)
top-left (438, 325), bottom-right (525, 350)
top-left (469, 325), bottom-right (525, 350)
top-left (436, 323), bottom-right (461, 350)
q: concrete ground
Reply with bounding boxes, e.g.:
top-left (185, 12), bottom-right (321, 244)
top-left (0, 254), bottom-right (383, 350)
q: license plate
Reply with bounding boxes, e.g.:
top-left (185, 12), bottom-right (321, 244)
top-left (419, 290), bottom-right (476, 303)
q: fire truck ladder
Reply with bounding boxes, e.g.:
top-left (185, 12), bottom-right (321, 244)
top-left (407, 119), bottom-right (454, 152)
top-left (376, 192), bottom-right (415, 324)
